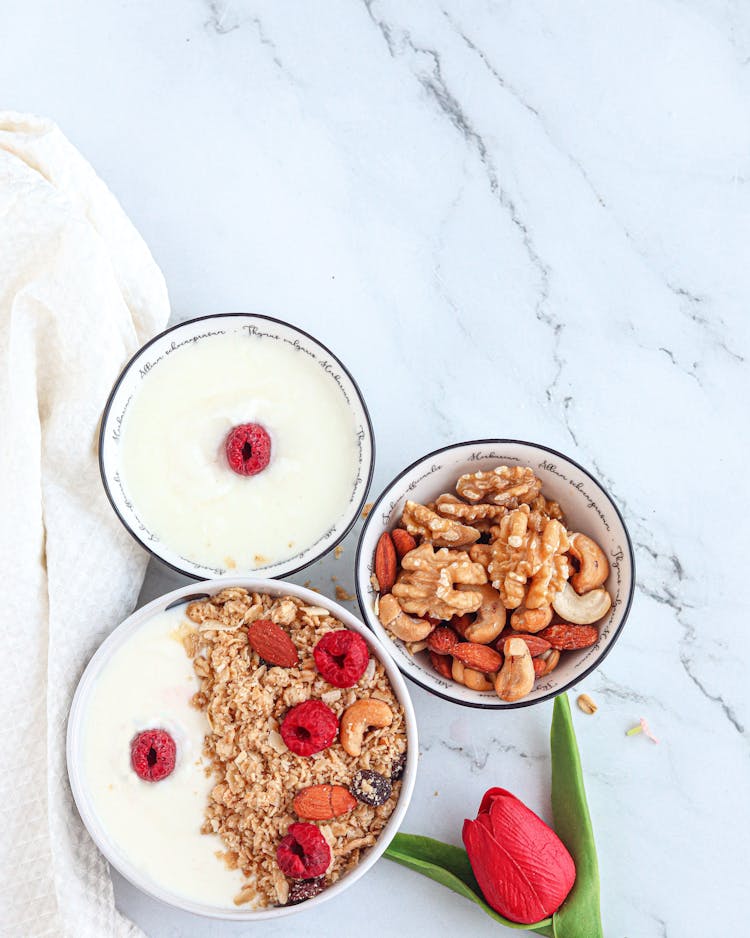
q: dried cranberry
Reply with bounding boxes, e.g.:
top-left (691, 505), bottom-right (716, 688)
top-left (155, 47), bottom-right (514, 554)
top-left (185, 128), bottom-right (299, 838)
top-left (130, 729), bottom-right (176, 782)
top-left (313, 630), bottom-right (369, 688)
top-left (286, 876), bottom-right (326, 905)
top-left (350, 769), bottom-right (392, 806)
top-left (225, 423), bottom-right (271, 476)
top-left (277, 823), bottom-right (331, 879)
top-left (390, 753), bottom-right (406, 782)
top-left (280, 700), bottom-right (338, 756)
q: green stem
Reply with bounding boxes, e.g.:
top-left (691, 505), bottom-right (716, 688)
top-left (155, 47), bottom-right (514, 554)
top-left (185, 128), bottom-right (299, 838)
top-left (549, 694), bottom-right (604, 938)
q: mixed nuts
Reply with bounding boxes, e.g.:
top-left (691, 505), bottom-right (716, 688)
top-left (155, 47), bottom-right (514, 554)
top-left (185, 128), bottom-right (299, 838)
top-left (373, 464), bottom-right (613, 702)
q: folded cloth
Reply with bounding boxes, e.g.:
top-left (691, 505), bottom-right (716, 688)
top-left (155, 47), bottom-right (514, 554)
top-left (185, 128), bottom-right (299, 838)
top-left (0, 112), bottom-right (169, 938)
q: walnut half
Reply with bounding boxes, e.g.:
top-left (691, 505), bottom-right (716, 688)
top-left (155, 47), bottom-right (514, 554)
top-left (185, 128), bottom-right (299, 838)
top-left (456, 465), bottom-right (542, 507)
top-left (392, 542), bottom-right (487, 619)
top-left (488, 506), bottom-right (570, 609)
top-left (434, 493), bottom-right (507, 528)
top-left (401, 500), bottom-right (480, 548)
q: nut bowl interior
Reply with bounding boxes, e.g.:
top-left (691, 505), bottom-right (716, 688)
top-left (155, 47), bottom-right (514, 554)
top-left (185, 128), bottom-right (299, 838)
top-left (67, 578), bottom-right (418, 920)
top-left (355, 440), bottom-right (635, 709)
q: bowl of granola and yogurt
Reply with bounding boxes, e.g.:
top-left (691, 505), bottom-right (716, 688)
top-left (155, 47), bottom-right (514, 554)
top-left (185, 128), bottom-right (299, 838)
top-left (67, 579), bottom-right (416, 919)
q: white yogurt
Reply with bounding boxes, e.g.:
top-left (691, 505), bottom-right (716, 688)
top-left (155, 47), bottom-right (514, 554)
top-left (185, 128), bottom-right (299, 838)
top-left (119, 333), bottom-right (360, 571)
top-left (81, 607), bottom-right (246, 907)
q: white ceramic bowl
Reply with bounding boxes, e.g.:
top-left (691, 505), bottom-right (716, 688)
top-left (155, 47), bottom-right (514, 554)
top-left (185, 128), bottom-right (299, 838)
top-left (99, 313), bottom-right (374, 580)
top-left (67, 578), bottom-right (418, 920)
top-left (355, 440), bottom-right (635, 709)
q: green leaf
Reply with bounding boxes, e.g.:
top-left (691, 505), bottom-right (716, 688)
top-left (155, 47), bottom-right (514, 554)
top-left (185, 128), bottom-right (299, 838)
top-left (385, 833), bottom-right (480, 889)
top-left (550, 693), bottom-right (604, 938)
top-left (384, 834), bottom-right (554, 935)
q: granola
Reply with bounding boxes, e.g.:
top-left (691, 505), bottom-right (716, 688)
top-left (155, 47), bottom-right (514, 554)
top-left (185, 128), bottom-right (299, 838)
top-left (183, 589), bottom-right (406, 908)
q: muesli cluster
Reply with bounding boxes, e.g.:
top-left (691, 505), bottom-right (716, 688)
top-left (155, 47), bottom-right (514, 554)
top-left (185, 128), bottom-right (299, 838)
top-left (181, 588), bottom-right (407, 907)
top-left (372, 465), bottom-right (612, 702)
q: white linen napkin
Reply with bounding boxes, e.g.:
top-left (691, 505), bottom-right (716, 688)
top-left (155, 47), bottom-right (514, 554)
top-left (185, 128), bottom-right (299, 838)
top-left (0, 112), bottom-right (169, 938)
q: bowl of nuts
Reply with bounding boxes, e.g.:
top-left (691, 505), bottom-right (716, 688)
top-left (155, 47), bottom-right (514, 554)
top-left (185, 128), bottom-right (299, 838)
top-left (354, 440), bottom-right (635, 708)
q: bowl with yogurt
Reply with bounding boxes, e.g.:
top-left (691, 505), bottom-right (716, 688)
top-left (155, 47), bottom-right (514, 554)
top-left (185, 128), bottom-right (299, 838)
top-left (67, 578), bottom-right (417, 920)
top-left (99, 314), bottom-right (374, 579)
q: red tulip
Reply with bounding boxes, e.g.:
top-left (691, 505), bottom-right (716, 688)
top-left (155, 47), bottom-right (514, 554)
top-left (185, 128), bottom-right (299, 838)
top-left (462, 787), bottom-right (575, 924)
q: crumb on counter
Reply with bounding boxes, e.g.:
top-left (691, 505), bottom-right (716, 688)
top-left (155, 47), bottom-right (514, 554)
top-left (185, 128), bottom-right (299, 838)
top-left (576, 693), bottom-right (597, 715)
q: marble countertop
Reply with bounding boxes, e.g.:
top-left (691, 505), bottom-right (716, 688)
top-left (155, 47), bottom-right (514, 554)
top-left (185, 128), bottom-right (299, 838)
top-left (3, 1), bottom-right (747, 935)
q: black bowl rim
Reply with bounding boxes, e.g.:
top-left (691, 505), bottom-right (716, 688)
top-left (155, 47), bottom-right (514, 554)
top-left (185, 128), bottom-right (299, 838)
top-left (98, 312), bottom-right (376, 582)
top-left (354, 438), bottom-right (636, 710)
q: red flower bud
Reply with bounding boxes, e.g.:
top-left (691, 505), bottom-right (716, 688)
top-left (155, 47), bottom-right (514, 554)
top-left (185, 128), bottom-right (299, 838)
top-left (462, 787), bottom-right (575, 924)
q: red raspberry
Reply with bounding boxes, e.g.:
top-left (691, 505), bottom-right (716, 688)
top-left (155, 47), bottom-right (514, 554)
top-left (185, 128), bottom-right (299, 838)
top-left (313, 630), bottom-right (370, 688)
top-left (277, 823), bottom-right (331, 879)
top-left (225, 423), bottom-right (271, 476)
top-left (130, 729), bottom-right (176, 782)
top-left (280, 700), bottom-right (338, 756)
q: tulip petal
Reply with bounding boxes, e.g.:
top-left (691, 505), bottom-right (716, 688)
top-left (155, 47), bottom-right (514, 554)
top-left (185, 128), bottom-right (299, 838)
top-left (478, 786), bottom-right (511, 815)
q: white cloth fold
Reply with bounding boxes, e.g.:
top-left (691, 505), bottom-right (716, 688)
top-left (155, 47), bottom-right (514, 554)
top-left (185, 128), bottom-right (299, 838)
top-left (0, 112), bottom-right (169, 938)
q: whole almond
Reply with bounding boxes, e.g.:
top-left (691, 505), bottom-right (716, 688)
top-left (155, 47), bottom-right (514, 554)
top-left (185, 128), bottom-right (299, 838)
top-left (391, 528), bottom-right (418, 559)
top-left (451, 642), bottom-right (503, 674)
top-left (293, 784), bottom-right (356, 820)
top-left (450, 613), bottom-right (473, 638)
top-left (426, 625), bottom-right (459, 655)
top-left (247, 619), bottom-right (299, 668)
top-left (429, 650), bottom-right (453, 680)
top-left (537, 623), bottom-right (599, 651)
top-left (498, 629), bottom-right (551, 657)
top-left (374, 532), bottom-right (397, 593)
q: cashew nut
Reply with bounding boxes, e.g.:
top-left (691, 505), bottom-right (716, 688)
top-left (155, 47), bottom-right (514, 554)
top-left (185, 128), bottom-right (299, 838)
top-left (463, 668), bottom-right (494, 691)
top-left (568, 533), bottom-right (609, 594)
top-left (552, 582), bottom-right (612, 625)
top-left (405, 639), bottom-right (429, 655)
top-left (494, 637), bottom-right (535, 702)
top-left (509, 603), bottom-right (553, 634)
top-left (340, 698), bottom-right (393, 757)
top-left (378, 594), bottom-right (434, 642)
top-left (463, 583), bottom-right (506, 644)
top-left (451, 656), bottom-right (493, 691)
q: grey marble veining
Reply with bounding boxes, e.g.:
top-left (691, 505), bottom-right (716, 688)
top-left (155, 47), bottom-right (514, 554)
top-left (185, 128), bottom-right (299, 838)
top-left (3, 1), bottom-right (748, 935)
